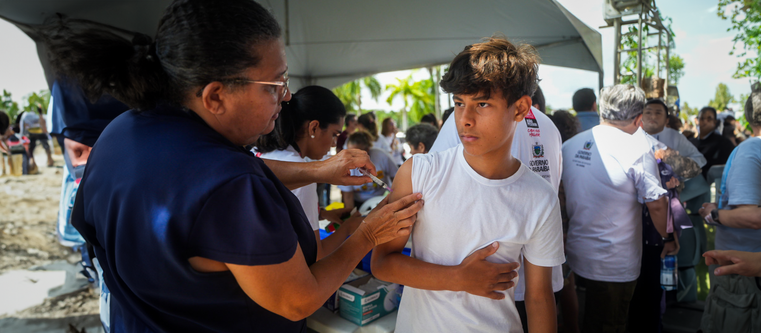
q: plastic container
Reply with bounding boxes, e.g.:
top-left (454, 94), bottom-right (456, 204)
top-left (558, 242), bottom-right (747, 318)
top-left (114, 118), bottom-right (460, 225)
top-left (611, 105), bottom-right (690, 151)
top-left (660, 255), bottom-right (678, 291)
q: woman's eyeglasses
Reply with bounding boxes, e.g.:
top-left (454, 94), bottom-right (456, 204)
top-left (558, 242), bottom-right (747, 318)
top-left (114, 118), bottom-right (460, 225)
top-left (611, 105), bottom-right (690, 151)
top-left (195, 73), bottom-right (290, 100)
top-left (231, 73), bottom-right (290, 100)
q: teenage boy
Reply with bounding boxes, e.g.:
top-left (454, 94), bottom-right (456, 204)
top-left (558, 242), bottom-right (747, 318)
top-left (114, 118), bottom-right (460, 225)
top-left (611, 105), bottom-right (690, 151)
top-left (372, 37), bottom-right (564, 333)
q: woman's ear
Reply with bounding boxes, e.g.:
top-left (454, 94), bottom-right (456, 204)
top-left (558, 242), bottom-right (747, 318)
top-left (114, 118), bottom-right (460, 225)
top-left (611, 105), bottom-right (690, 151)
top-left (201, 82), bottom-right (227, 116)
top-left (308, 120), bottom-right (320, 138)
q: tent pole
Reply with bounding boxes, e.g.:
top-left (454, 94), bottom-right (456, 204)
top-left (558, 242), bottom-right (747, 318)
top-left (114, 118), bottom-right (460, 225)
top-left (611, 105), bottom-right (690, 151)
top-left (637, 15), bottom-right (642, 87)
top-left (613, 18), bottom-right (621, 84)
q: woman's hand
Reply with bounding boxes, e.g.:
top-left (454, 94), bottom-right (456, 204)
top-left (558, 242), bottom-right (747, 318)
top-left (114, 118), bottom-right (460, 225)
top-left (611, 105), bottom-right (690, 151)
top-left (357, 193), bottom-right (423, 246)
top-left (317, 149), bottom-right (377, 186)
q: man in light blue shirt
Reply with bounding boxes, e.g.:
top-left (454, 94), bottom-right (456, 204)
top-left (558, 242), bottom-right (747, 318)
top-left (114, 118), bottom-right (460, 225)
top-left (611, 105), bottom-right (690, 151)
top-left (573, 88), bottom-right (599, 131)
top-left (698, 84), bottom-right (761, 333)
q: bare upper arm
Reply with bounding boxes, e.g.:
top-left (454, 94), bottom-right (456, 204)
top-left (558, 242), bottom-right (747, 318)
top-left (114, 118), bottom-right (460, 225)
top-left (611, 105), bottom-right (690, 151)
top-left (523, 258), bottom-right (553, 294)
top-left (373, 159), bottom-right (414, 259)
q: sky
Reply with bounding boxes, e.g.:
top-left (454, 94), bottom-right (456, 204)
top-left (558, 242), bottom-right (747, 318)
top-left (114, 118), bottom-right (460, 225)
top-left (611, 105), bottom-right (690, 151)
top-left (0, 0), bottom-right (755, 113)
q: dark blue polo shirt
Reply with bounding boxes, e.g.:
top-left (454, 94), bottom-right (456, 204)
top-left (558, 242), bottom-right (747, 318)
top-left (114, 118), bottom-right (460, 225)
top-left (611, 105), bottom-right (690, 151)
top-left (74, 105), bottom-right (316, 332)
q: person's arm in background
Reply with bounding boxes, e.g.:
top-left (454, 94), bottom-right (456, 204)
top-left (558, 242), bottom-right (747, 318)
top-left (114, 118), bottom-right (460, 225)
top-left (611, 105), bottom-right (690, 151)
top-left (703, 250), bottom-right (761, 277)
top-left (699, 203), bottom-right (761, 229)
top-left (371, 160), bottom-right (520, 298)
top-left (524, 262), bottom-right (556, 333)
top-left (262, 148), bottom-right (376, 190)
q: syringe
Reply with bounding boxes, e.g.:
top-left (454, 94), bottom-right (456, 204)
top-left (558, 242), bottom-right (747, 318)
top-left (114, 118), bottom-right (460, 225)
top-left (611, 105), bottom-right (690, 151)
top-left (358, 168), bottom-right (393, 192)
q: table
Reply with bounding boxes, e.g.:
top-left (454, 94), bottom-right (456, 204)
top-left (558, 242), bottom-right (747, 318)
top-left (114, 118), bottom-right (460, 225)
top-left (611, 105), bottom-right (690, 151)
top-left (307, 307), bottom-right (397, 333)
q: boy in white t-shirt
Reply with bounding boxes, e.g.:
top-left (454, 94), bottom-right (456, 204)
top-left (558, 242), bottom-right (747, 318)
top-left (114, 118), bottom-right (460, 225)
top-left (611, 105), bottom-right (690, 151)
top-left (372, 37), bottom-right (564, 333)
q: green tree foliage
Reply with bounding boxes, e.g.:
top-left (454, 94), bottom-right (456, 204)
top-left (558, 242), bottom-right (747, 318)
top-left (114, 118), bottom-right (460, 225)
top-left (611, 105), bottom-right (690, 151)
top-left (708, 83), bottom-right (736, 111)
top-left (332, 75), bottom-right (382, 112)
top-left (385, 73), bottom-right (434, 130)
top-left (668, 55), bottom-right (685, 84)
top-left (1, 90), bottom-right (20, 121)
top-left (680, 101), bottom-right (699, 122)
top-left (718, 0), bottom-right (761, 80)
top-left (25, 90), bottom-right (51, 113)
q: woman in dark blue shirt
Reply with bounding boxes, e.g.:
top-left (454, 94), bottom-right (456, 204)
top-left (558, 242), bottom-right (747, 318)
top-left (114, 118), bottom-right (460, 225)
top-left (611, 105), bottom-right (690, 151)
top-left (46, 1), bottom-right (423, 331)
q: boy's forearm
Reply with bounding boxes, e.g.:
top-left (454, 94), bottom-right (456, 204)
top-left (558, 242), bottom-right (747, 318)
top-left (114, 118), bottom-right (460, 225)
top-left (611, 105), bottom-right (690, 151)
top-left (524, 287), bottom-right (557, 333)
top-left (372, 253), bottom-right (462, 292)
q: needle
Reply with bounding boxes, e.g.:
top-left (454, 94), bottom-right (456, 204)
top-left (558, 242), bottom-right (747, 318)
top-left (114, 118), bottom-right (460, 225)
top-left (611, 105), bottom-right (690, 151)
top-left (358, 168), bottom-right (392, 192)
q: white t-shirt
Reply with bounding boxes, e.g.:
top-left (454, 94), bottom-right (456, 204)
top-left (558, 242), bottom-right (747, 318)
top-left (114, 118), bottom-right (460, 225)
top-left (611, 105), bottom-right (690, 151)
top-left (384, 134), bottom-right (404, 165)
top-left (562, 125), bottom-right (667, 282)
top-left (373, 134), bottom-right (392, 154)
top-left (396, 145), bottom-right (565, 333)
top-left (429, 107), bottom-right (564, 299)
top-left (20, 112), bottom-right (42, 135)
top-left (337, 148), bottom-right (398, 202)
top-left (650, 127), bottom-right (707, 168)
top-left (258, 146), bottom-right (319, 230)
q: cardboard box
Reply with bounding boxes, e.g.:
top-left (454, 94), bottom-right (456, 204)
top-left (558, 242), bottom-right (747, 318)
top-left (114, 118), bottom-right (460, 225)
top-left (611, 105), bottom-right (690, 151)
top-left (323, 268), bottom-right (369, 312)
top-left (337, 276), bottom-right (400, 326)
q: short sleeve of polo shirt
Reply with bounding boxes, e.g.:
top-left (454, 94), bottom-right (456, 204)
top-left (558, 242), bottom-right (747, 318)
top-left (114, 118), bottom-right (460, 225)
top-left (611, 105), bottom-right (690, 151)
top-left (188, 173), bottom-right (298, 266)
top-left (629, 150), bottom-right (667, 204)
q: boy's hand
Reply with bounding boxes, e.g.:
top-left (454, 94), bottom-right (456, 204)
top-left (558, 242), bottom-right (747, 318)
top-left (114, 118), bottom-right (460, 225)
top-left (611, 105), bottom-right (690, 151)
top-left (455, 242), bottom-right (520, 300)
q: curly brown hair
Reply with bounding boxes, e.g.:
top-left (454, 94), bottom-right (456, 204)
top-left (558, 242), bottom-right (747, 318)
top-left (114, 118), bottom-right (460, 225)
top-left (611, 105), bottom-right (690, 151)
top-left (440, 36), bottom-right (540, 106)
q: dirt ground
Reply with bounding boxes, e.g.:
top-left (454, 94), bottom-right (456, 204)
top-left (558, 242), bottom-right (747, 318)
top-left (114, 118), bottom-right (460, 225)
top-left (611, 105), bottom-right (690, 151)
top-left (0, 147), bottom-right (99, 322)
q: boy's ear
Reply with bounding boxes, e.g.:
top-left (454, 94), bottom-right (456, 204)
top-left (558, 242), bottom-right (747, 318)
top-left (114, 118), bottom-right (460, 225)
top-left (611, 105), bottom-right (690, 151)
top-left (513, 95), bottom-right (532, 122)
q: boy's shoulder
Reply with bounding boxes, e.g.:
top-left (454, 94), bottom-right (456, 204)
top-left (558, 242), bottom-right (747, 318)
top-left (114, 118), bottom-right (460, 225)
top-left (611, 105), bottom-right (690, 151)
top-left (411, 145), bottom-right (460, 169)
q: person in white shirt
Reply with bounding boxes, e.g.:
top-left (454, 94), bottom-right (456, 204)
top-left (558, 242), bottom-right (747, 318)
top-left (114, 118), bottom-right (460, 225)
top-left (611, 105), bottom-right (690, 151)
top-left (356, 112), bottom-right (391, 154)
top-left (562, 84), bottom-right (678, 332)
top-left (256, 86), bottom-right (363, 260)
top-left (381, 117), bottom-right (404, 165)
top-left (641, 99), bottom-right (707, 168)
top-left (430, 91), bottom-right (568, 333)
top-left (373, 37), bottom-right (564, 333)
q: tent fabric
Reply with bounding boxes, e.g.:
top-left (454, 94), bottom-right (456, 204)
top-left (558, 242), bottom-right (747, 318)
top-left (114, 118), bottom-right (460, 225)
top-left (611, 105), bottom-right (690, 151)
top-left (0, 0), bottom-right (602, 91)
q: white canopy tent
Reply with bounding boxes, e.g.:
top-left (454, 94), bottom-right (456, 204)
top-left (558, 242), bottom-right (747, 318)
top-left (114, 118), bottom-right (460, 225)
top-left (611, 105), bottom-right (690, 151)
top-left (0, 0), bottom-right (602, 91)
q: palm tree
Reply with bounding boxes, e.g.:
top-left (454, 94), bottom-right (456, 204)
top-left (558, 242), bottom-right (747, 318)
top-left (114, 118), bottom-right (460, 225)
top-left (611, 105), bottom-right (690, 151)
top-left (386, 73), bottom-right (434, 130)
top-left (332, 75), bottom-right (382, 112)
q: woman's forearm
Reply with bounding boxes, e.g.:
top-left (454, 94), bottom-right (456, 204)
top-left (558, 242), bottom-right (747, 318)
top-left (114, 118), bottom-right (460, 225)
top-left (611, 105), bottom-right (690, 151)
top-left (262, 159), bottom-right (321, 190)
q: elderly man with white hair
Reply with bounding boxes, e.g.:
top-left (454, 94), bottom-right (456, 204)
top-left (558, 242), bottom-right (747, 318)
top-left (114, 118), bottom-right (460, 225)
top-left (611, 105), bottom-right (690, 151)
top-left (561, 84), bottom-right (678, 332)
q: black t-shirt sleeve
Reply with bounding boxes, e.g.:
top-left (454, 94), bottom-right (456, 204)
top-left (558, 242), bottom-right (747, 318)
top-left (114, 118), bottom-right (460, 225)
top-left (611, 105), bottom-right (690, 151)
top-left (187, 173), bottom-right (298, 266)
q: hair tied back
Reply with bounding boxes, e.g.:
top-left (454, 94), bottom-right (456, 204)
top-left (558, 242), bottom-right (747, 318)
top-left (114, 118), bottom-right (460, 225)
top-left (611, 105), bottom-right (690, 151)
top-left (131, 33), bottom-right (157, 62)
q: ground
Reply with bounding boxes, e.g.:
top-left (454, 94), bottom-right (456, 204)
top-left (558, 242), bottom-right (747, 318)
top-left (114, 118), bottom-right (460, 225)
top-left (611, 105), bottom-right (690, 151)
top-left (0, 145), bottom-right (99, 330)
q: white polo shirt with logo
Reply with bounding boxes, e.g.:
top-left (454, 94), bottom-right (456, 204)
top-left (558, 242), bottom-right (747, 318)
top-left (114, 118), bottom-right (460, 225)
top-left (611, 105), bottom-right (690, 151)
top-left (562, 126), bottom-right (667, 282)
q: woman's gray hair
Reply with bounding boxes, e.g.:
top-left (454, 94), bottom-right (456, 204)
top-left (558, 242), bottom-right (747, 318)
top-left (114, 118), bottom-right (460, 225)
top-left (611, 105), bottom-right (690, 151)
top-left (598, 84), bottom-right (646, 122)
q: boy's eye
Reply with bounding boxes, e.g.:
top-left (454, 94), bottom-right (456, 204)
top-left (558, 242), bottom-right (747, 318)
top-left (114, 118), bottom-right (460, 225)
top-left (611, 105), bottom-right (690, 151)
top-left (478, 103), bottom-right (489, 108)
top-left (454, 102), bottom-right (464, 107)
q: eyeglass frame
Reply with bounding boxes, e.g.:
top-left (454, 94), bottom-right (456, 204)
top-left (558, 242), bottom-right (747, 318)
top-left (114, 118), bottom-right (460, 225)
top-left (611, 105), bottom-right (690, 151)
top-left (195, 73), bottom-right (290, 100)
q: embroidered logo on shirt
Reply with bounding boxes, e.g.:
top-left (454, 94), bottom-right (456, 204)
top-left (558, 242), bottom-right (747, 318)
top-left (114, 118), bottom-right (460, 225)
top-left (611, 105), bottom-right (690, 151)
top-left (583, 141), bottom-right (594, 150)
top-left (532, 143), bottom-right (544, 158)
